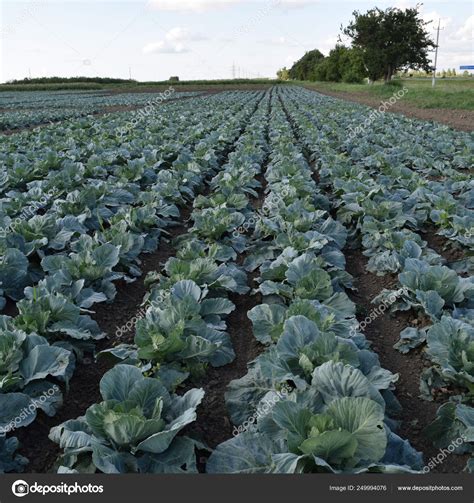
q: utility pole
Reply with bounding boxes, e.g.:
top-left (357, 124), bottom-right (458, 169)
top-left (432, 19), bottom-right (443, 87)
top-left (232, 62), bottom-right (236, 79)
top-left (129, 65), bottom-right (132, 80)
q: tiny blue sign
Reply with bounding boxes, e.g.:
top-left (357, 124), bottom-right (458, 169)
top-left (460, 65), bottom-right (474, 69)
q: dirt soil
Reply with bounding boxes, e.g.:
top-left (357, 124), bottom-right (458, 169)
top-left (184, 283), bottom-right (264, 460)
top-left (345, 248), bottom-right (469, 473)
top-left (421, 225), bottom-right (467, 264)
top-left (15, 217), bottom-right (191, 473)
top-left (304, 85), bottom-right (474, 132)
top-left (184, 103), bottom-right (270, 471)
top-left (16, 97), bottom-right (267, 473)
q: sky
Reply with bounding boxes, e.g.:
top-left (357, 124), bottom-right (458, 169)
top-left (0, 0), bottom-right (472, 82)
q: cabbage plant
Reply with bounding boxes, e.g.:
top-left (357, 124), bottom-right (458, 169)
top-left (50, 365), bottom-right (204, 473)
top-left (208, 389), bottom-right (421, 473)
top-left (375, 259), bottom-right (474, 319)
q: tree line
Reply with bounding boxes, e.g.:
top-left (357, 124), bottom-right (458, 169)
top-left (278, 6), bottom-right (436, 84)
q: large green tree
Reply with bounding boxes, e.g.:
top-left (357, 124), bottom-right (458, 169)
top-left (276, 67), bottom-right (290, 80)
top-left (314, 45), bottom-right (367, 83)
top-left (288, 49), bottom-right (325, 81)
top-left (343, 6), bottom-right (435, 82)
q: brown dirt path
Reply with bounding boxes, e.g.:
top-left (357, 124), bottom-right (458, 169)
top-left (302, 85), bottom-right (474, 132)
top-left (345, 249), bottom-right (469, 473)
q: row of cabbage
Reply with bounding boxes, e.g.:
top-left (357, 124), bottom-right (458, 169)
top-left (205, 90), bottom-right (423, 474)
top-left (47, 89), bottom-right (274, 473)
top-left (0, 90), bottom-right (205, 109)
top-left (0, 90), bottom-right (107, 108)
top-left (279, 86), bottom-right (474, 472)
top-left (0, 91), bottom-right (202, 130)
top-left (0, 91), bottom-right (258, 309)
top-left (0, 91), bottom-right (264, 472)
top-left (280, 86), bottom-right (473, 255)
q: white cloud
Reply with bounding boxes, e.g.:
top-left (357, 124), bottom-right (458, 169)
top-left (143, 41), bottom-right (189, 54)
top-left (148, 0), bottom-right (239, 12)
top-left (259, 36), bottom-right (298, 46)
top-left (148, 0), bottom-right (313, 12)
top-left (453, 15), bottom-right (473, 42)
top-left (166, 27), bottom-right (207, 42)
top-left (319, 35), bottom-right (339, 55)
top-left (143, 26), bottom-right (207, 55)
top-left (273, 0), bottom-right (314, 9)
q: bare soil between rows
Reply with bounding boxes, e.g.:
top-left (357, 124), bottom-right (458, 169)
top-left (15, 97), bottom-right (268, 473)
top-left (15, 218), bottom-right (190, 473)
top-left (303, 85), bottom-right (474, 132)
top-left (421, 226), bottom-right (468, 263)
top-left (345, 248), bottom-right (468, 473)
top-left (281, 90), bottom-right (470, 472)
top-left (184, 283), bottom-right (264, 469)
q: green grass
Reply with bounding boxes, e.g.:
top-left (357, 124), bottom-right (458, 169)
top-left (299, 78), bottom-right (474, 110)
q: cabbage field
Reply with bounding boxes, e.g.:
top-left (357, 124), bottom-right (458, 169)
top-left (0, 89), bottom-right (203, 131)
top-left (0, 86), bottom-right (473, 475)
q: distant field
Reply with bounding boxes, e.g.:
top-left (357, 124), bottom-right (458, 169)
top-left (299, 78), bottom-right (474, 110)
top-left (2, 78), bottom-right (472, 110)
top-left (0, 79), bottom-right (279, 92)
top-left (0, 82), bottom-right (106, 92)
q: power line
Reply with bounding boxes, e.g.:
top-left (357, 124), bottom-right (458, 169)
top-left (432, 19), bottom-right (444, 88)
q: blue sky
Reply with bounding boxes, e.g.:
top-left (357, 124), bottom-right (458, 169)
top-left (0, 0), bottom-right (472, 82)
